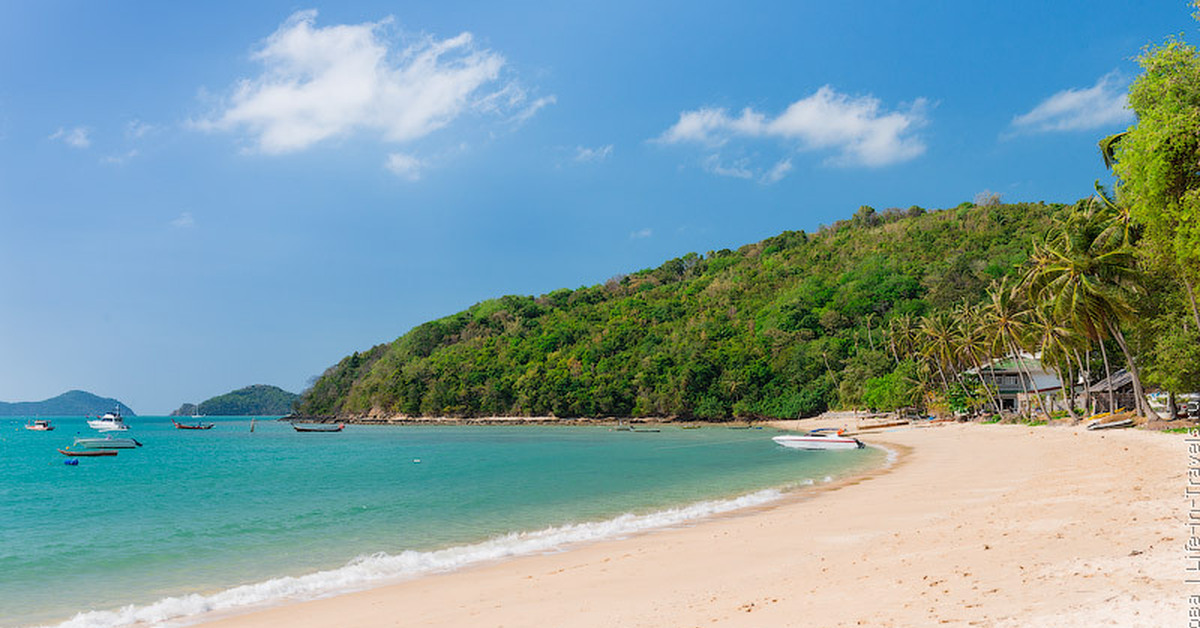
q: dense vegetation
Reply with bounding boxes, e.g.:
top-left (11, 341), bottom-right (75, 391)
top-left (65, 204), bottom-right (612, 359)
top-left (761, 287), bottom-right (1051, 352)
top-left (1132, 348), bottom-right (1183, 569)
top-left (0, 390), bottom-right (135, 416)
top-left (174, 385), bottom-right (299, 416)
top-left (299, 8), bottom-right (1200, 422)
top-left (298, 201), bottom-right (1065, 419)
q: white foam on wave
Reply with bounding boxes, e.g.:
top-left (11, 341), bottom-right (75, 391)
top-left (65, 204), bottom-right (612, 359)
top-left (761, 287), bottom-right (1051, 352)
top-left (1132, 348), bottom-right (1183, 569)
top-left (48, 488), bottom-right (787, 628)
top-left (872, 444), bottom-right (900, 466)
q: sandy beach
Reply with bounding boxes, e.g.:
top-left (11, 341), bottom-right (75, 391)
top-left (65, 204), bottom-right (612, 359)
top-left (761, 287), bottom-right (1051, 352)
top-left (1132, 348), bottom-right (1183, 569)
top-left (195, 421), bottom-right (1187, 627)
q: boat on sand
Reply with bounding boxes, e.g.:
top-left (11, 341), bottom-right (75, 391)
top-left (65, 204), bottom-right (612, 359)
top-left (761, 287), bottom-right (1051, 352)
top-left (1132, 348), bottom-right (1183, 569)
top-left (772, 428), bottom-right (865, 451)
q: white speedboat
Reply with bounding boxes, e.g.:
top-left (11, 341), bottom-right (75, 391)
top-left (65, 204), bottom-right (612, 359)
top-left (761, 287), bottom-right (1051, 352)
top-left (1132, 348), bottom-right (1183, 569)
top-left (88, 410), bottom-right (129, 432)
top-left (772, 428), bottom-right (864, 451)
top-left (74, 436), bottom-right (142, 449)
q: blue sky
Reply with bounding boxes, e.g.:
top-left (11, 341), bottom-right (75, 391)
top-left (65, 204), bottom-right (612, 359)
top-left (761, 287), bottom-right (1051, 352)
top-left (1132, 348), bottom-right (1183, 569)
top-left (0, 1), bottom-right (1193, 413)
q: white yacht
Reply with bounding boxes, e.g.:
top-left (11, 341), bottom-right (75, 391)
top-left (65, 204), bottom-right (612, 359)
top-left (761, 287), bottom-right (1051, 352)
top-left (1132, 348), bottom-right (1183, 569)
top-left (88, 409), bottom-right (129, 432)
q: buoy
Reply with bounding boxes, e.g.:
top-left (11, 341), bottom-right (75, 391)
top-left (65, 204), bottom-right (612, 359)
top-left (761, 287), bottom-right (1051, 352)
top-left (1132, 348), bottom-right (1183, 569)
top-left (64, 459), bottom-right (79, 466)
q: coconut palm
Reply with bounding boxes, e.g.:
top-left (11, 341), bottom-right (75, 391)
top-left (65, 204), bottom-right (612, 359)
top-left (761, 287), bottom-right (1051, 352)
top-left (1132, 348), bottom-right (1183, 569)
top-left (1023, 202), bottom-right (1151, 417)
top-left (953, 302), bottom-right (1002, 414)
top-left (981, 278), bottom-right (1040, 417)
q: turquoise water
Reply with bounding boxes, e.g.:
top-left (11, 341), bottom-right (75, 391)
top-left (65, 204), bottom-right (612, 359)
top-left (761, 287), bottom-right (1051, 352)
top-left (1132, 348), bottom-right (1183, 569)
top-left (0, 417), bottom-right (883, 627)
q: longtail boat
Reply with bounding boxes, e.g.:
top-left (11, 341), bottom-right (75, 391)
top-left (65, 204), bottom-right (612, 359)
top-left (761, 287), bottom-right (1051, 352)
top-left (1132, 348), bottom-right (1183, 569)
top-left (172, 419), bottom-right (215, 430)
top-left (292, 422), bottom-right (345, 432)
top-left (58, 448), bottom-right (118, 457)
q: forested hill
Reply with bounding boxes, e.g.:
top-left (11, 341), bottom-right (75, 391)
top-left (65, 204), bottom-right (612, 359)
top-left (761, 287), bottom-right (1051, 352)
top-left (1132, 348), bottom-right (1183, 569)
top-left (172, 385), bottom-right (299, 416)
top-left (0, 390), bottom-right (135, 416)
top-left (298, 201), bottom-right (1066, 420)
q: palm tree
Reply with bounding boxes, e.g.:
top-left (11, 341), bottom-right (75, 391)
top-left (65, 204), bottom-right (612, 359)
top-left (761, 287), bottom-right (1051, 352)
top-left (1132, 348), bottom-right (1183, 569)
top-left (1027, 303), bottom-right (1082, 421)
top-left (982, 278), bottom-right (1040, 417)
top-left (1023, 202), bottom-right (1151, 417)
top-left (953, 302), bottom-right (1002, 414)
top-left (887, 314), bottom-right (919, 365)
top-left (919, 312), bottom-right (958, 397)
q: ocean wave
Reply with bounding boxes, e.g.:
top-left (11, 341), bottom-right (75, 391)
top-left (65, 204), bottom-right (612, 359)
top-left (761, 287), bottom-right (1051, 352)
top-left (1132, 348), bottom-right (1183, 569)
top-left (48, 488), bottom-right (787, 628)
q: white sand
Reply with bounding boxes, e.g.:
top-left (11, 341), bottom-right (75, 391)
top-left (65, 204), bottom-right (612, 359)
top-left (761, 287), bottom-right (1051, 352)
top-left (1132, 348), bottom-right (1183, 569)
top-left (194, 422), bottom-right (1189, 627)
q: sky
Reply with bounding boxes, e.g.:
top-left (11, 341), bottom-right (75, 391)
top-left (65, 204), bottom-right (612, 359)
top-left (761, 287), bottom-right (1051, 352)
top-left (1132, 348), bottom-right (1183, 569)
top-left (0, 1), bottom-right (1194, 414)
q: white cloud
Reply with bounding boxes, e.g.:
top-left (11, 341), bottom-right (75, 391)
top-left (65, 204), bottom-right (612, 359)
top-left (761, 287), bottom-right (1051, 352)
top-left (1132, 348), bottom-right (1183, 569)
top-left (658, 86), bottom-right (928, 167)
top-left (101, 149), bottom-right (139, 165)
top-left (126, 119), bottom-right (156, 139)
top-left (198, 9), bottom-right (545, 158)
top-left (761, 158), bottom-right (793, 184)
top-left (170, 212), bottom-right (195, 229)
top-left (574, 144), bottom-right (613, 163)
top-left (1011, 72), bottom-right (1132, 134)
top-left (703, 154), bottom-right (754, 179)
top-left (50, 126), bottom-right (91, 148)
top-left (630, 228), bottom-right (652, 239)
top-left (385, 152), bottom-right (423, 180)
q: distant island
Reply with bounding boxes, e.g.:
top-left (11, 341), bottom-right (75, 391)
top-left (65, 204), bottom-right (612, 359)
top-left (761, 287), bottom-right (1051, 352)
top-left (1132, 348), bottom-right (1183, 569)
top-left (171, 384), bottom-right (299, 416)
top-left (0, 390), bottom-right (135, 416)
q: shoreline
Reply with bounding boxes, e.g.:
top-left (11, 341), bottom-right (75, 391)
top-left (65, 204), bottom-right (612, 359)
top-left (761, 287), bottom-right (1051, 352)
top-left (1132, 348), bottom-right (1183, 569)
top-left (188, 420), bottom-right (1187, 627)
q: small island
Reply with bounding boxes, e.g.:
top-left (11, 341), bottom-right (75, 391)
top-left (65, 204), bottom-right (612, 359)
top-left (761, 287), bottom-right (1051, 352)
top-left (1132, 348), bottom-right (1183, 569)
top-left (172, 384), bottom-right (299, 416)
top-left (0, 390), bottom-right (135, 416)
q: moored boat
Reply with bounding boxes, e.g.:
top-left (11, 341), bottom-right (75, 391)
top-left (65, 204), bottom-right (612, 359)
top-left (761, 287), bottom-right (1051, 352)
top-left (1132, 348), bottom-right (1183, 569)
top-left (771, 429), bottom-right (865, 451)
top-left (292, 422), bottom-right (345, 432)
top-left (24, 419), bottom-right (54, 431)
top-left (88, 409), bottom-right (129, 432)
top-left (58, 447), bottom-right (118, 457)
top-left (172, 419), bottom-right (215, 430)
top-left (73, 436), bottom-right (142, 449)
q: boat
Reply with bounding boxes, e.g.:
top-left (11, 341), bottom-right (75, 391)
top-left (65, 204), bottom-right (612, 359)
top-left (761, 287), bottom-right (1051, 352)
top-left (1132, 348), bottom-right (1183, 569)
top-left (58, 447), bottom-right (118, 457)
top-left (292, 422), bottom-right (345, 432)
top-left (24, 419), bottom-right (54, 431)
top-left (772, 429), bottom-right (865, 451)
top-left (1086, 417), bottom-right (1134, 431)
top-left (172, 419), bottom-right (215, 430)
top-left (88, 409), bottom-right (129, 432)
top-left (73, 436), bottom-right (142, 449)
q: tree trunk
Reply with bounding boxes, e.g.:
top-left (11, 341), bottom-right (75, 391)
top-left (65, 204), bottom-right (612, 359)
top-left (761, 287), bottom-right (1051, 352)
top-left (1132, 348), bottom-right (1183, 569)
top-left (1185, 276), bottom-right (1200, 334)
top-left (967, 350), bottom-right (1002, 414)
top-left (1108, 321), bottom-right (1152, 419)
top-left (1097, 339), bottom-right (1116, 413)
top-left (1005, 341), bottom-right (1039, 418)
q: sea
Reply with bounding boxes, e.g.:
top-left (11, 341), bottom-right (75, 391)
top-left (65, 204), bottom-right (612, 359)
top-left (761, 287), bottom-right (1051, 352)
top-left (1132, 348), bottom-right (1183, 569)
top-left (0, 417), bottom-right (885, 627)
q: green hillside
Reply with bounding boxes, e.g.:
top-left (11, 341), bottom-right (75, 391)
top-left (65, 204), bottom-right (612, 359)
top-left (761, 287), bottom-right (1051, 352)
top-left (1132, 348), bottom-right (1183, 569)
top-left (298, 201), bottom-right (1067, 420)
top-left (0, 390), bottom-right (135, 416)
top-left (174, 385), bottom-right (299, 416)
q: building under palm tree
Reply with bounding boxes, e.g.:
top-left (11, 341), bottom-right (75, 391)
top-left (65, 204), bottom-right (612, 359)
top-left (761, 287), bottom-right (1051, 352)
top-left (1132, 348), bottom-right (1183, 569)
top-left (972, 353), bottom-right (1063, 414)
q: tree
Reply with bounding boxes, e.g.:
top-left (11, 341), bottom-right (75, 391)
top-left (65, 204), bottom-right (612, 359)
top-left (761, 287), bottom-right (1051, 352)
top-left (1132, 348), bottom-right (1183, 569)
top-left (1113, 35), bottom-right (1200, 331)
top-left (1023, 202), bottom-right (1151, 417)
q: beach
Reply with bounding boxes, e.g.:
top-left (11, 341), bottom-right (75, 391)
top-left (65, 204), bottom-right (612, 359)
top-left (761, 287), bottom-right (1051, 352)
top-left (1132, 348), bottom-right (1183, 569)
top-left (194, 421), bottom-right (1187, 627)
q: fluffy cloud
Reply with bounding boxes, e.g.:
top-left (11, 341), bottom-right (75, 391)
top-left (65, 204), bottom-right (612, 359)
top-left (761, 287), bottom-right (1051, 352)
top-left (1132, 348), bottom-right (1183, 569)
top-left (49, 126), bottom-right (91, 148)
top-left (574, 144), bottom-right (613, 163)
top-left (385, 152), bottom-right (423, 180)
top-left (703, 154), bottom-right (754, 179)
top-left (199, 10), bottom-right (543, 164)
top-left (1010, 72), bottom-right (1132, 134)
top-left (658, 86), bottom-right (928, 168)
